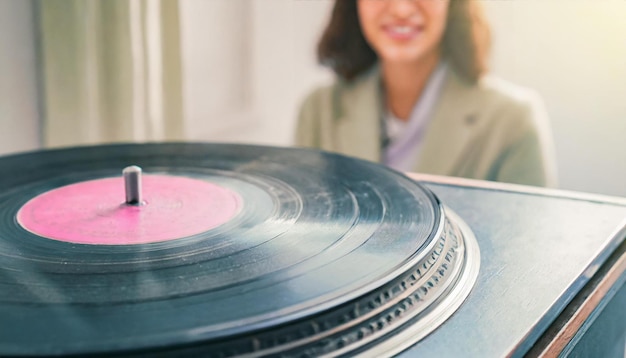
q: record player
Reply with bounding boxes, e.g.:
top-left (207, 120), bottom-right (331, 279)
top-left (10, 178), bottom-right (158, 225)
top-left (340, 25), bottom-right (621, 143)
top-left (0, 143), bottom-right (624, 357)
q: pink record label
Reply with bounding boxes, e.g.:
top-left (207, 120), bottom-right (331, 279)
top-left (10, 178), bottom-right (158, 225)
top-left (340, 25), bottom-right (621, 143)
top-left (16, 175), bottom-right (241, 245)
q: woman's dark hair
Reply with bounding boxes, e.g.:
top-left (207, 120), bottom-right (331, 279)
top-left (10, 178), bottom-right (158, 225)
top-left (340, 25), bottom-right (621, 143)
top-left (318, 0), bottom-right (491, 83)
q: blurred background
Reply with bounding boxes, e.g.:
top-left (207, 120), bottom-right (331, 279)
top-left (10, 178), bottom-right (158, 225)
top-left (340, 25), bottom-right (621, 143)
top-left (1, 0), bottom-right (625, 196)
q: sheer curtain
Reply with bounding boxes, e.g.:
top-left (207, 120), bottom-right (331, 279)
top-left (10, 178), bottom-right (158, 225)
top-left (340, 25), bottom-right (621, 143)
top-left (37, 0), bottom-right (183, 148)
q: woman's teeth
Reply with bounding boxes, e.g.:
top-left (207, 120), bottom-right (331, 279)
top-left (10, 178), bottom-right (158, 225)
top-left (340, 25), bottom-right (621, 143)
top-left (393, 26), bottom-right (413, 34)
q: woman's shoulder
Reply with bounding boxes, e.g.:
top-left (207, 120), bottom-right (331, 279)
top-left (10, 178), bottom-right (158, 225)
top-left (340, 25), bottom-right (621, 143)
top-left (297, 83), bottom-right (337, 132)
top-left (303, 66), bottom-right (379, 99)
top-left (446, 69), bottom-right (549, 135)
top-left (446, 70), bottom-right (557, 186)
top-left (474, 73), bottom-right (546, 118)
top-left (300, 82), bottom-right (336, 111)
top-left (299, 66), bottom-right (381, 119)
top-left (296, 80), bottom-right (340, 147)
top-left (296, 68), bottom-right (382, 149)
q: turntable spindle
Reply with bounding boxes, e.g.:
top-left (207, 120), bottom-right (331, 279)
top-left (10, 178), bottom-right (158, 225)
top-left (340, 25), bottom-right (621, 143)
top-left (123, 165), bottom-right (143, 205)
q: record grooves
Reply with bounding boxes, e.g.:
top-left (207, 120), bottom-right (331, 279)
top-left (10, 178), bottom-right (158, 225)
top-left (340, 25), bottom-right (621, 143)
top-left (0, 143), bottom-right (479, 356)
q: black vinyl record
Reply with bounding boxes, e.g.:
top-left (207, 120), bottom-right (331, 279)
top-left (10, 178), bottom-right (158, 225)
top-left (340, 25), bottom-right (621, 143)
top-left (0, 143), bottom-right (444, 356)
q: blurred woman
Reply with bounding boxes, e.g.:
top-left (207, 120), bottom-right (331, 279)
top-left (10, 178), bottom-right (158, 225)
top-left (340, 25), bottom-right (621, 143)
top-left (296, 0), bottom-right (557, 186)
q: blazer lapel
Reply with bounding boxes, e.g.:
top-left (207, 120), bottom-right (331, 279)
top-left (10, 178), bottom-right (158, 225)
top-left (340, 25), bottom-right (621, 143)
top-left (333, 67), bottom-right (383, 163)
top-left (330, 65), bottom-right (483, 172)
top-left (414, 68), bottom-right (481, 176)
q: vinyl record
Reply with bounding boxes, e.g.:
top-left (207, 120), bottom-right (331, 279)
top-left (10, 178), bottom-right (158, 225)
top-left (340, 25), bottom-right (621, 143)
top-left (0, 143), bottom-right (478, 357)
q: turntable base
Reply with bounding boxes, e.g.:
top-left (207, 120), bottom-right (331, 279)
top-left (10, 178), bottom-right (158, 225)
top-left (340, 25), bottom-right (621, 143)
top-left (0, 144), bottom-right (625, 357)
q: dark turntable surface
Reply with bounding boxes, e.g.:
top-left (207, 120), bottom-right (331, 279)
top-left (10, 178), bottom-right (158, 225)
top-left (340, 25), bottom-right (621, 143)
top-left (402, 176), bottom-right (626, 357)
top-left (0, 143), bottom-right (625, 357)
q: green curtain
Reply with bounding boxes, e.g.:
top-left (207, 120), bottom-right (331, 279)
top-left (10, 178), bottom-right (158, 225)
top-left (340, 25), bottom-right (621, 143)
top-left (37, 0), bottom-right (183, 147)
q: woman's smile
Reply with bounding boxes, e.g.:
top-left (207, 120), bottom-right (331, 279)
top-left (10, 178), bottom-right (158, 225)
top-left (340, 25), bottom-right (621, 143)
top-left (382, 23), bottom-right (424, 41)
top-left (358, 0), bottom-right (448, 64)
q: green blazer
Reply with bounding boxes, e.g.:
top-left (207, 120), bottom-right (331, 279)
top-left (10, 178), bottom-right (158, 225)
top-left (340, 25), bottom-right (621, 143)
top-left (295, 66), bottom-right (558, 187)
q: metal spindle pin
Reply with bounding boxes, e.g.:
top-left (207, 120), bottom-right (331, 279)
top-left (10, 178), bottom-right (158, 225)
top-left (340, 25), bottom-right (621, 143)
top-left (123, 165), bottom-right (143, 205)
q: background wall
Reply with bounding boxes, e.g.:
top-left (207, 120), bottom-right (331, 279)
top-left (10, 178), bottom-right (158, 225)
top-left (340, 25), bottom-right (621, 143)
top-left (179, 0), bottom-right (333, 144)
top-left (483, 0), bottom-right (626, 198)
top-left (0, 0), bottom-right (40, 155)
top-left (1, 0), bottom-right (625, 197)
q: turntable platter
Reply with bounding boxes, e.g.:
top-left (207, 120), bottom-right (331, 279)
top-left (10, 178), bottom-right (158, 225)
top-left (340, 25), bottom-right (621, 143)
top-left (0, 143), bottom-right (479, 356)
